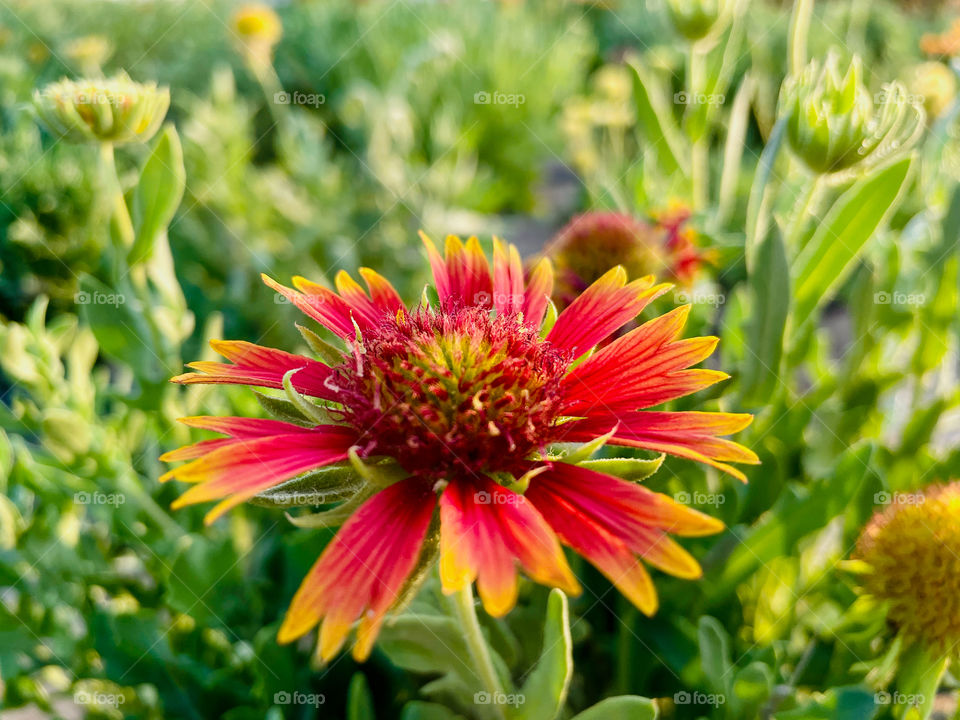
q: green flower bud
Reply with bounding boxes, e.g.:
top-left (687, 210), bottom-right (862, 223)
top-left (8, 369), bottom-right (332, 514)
top-left (33, 74), bottom-right (169, 145)
top-left (665, 0), bottom-right (730, 41)
top-left (782, 53), bottom-right (924, 174)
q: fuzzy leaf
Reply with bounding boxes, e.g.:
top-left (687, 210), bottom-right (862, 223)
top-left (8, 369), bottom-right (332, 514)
top-left (569, 697), bottom-right (658, 720)
top-left (576, 456), bottom-right (663, 482)
top-left (513, 589), bottom-right (573, 720)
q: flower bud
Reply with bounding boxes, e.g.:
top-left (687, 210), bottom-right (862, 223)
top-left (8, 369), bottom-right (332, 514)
top-left (908, 62), bottom-right (956, 121)
top-left (231, 3), bottom-right (283, 66)
top-left (664, 0), bottom-right (730, 41)
top-left (855, 483), bottom-right (960, 650)
top-left (33, 74), bottom-right (169, 145)
top-left (782, 53), bottom-right (924, 174)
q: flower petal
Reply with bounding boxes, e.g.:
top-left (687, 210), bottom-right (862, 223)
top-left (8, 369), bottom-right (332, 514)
top-left (163, 422), bottom-right (358, 524)
top-left (276, 477), bottom-right (437, 661)
top-left (493, 237), bottom-right (525, 317)
top-left (559, 411), bottom-right (758, 481)
top-left (527, 483), bottom-right (658, 614)
top-left (261, 273), bottom-right (356, 338)
top-left (358, 267), bottom-right (405, 314)
top-left (560, 306), bottom-right (728, 412)
top-left (522, 257), bottom-right (554, 329)
top-left (334, 270), bottom-right (387, 327)
top-left (171, 340), bottom-right (337, 400)
top-left (438, 476), bottom-right (580, 617)
top-left (547, 267), bottom-right (671, 356)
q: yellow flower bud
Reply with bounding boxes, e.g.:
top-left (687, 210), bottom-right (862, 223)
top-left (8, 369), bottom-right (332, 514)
top-left (33, 74), bottom-right (169, 145)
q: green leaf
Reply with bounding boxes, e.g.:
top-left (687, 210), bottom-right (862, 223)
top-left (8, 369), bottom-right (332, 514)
top-left (513, 589), bottom-right (573, 720)
top-left (707, 443), bottom-right (876, 599)
top-left (401, 702), bottom-right (466, 720)
top-left (569, 697), bottom-right (658, 720)
top-left (792, 157), bottom-right (914, 324)
top-left (774, 685), bottom-right (878, 719)
top-left (627, 56), bottom-right (689, 177)
top-left (745, 117), bottom-right (786, 272)
top-left (576, 456), bottom-right (664, 482)
top-left (78, 274), bottom-right (167, 383)
top-left (347, 673), bottom-right (376, 720)
top-left (376, 614), bottom-right (481, 693)
top-left (697, 616), bottom-right (731, 694)
top-left (741, 226), bottom-right (789, 404)
top-left (130, 124), bottom-right (185, 266)
top-left (731, 662), bottom-right (774, 717)
top-left (892, 641), bottom-right (948, 720)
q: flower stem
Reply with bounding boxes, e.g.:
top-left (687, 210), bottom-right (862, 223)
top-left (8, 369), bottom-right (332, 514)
top-left (99, 142), bottom-right (136, 251)
top-left (451, 584), bottom-right (506, 720)
top-left (687, 42), bottom-right (709, 210)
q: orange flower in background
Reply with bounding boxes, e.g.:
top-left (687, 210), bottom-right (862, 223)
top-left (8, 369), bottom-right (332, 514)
top-left (162, 233), bottom-right (756, 661)
top-left (544, 208), bottom-right (708, 308)
top-left (921, 20), bottom-right (960, 57)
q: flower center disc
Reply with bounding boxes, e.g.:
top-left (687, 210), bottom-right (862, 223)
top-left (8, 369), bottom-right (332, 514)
top-left (335, 306), bottom-right (570, 478)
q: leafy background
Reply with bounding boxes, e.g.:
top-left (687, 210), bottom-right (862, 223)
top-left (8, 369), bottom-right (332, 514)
top-left (2, 0), bottom-right (960, 718)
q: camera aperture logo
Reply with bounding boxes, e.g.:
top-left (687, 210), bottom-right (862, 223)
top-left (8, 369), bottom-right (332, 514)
top-left (273, 690), bottom-right (326, 707)
top-left (474, 691), bottom-right (525, 707)
top-left (474, 90), bottom-right (525, 107)
top-left (274, 91), bottom-right (325, 108)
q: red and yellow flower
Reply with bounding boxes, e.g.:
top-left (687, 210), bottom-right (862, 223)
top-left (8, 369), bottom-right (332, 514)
top-left (162, 233), bottom-right (757, 661)
top-left (544, 208), bottom-right (708, 309)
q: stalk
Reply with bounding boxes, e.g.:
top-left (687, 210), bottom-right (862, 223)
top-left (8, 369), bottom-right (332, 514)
top-left (688, 41), bottom-right (709, 209)
top-left (450, 585), bottom-right (507, 720)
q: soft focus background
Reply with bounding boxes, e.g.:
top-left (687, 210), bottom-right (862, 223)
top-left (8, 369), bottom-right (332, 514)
top-left (3, 0), bottom-right (960, 718)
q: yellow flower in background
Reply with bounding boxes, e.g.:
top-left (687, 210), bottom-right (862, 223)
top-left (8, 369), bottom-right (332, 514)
top-left (855, 483), bottom-right (960, 651)
top-left (908, 62), bottom-right (957, 121)
top-left (231, 3), bottom-right (283, 66)
top-left (33, 74), bottom-right (169, 145)
top-left (63, 35), bottom-right (112, 74)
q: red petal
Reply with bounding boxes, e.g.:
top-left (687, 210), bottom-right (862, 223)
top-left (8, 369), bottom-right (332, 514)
top-left (559, 411), bottom-right (758, 481)
top-left (438, 476), bottom-right (579, 617)
top-left (547, 267), bottom-right (671, 357)
top-left (277, 477), bottom-right (436, 661)
top-left (523, 257), bottom-right (554, 329)
top-left (163, 423), bottom-right (357, 524)
top-left (261, 274), bottom-right (356, 338)
top-left (172, 340), bottom-right (337, 400)
top-left (561, 306), bottom-right (728, 412)
top-left (493, 237), bottom-right (525, 316)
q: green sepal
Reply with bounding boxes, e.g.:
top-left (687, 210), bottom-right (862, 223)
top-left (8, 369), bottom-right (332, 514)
top-left (576, 455), bottom-right (664, 482)
top-left (249, 463), bottom-right (364, 508)
top-left (296, 323), bottom-right (345, 366)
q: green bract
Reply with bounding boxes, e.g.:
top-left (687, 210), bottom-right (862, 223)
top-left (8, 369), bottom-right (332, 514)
top-left (33, 74), bottom-right (169, 145)
top-left (782, 53), bottom-right (924, 174)
top-left (665, 0), bottom-right (730, 41)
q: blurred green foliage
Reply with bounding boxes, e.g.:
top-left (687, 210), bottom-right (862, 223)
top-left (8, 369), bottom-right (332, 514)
top-left (3, 0), bottom-right (960, 718)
